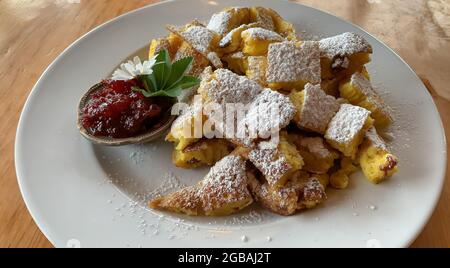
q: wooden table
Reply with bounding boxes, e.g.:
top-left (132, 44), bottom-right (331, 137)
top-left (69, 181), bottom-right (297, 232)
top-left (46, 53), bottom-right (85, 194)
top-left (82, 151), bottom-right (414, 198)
top-left (0, 0), bottom-right (448, 248)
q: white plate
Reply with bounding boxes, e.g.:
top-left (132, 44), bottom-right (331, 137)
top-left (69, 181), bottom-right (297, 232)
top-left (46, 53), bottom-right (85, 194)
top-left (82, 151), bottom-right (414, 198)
top-left (15, 0), bottom-right (447, 248)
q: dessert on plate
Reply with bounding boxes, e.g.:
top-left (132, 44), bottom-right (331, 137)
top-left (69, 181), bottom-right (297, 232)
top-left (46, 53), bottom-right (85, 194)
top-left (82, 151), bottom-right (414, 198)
top-left (148, 6), bottom-right (399, 216)
top-left (79, 6), bottom-right (399, 217)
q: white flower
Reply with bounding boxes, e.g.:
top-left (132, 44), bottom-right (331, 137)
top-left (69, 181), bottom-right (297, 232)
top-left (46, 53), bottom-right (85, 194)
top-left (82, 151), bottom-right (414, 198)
top-left (111, 56), bottom-right (156, 80)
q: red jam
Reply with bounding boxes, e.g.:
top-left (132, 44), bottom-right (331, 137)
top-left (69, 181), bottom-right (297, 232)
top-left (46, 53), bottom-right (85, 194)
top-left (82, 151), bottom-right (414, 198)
top-left (81, 79), bottom-right (169, 138)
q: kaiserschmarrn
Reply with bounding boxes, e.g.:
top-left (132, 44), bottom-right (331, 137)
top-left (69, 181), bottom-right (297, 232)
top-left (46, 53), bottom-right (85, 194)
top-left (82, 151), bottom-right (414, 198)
top-left (147, 6), bottom-right (399, 217)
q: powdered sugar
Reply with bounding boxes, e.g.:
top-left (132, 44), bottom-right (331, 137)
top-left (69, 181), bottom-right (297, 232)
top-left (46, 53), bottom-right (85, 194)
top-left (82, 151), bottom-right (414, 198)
top-left (200, 68), bottom-right (263, 104)
top-left (179, 26), bottom-right (217, 54)
top-left (365, 126), bottom-right (388, 150)
top-left (350, 72), bottom-right (393, 121)
top-left (197, 155), bottom-right (252, 211)
top-left (229, 51), bottom-right (245, 59)
top-left (150, 156), bottom-right (252, 214)
top-left (300, 137), bottom-right (334, 159)
top-left (252, 7), bottom-right (275, 31)
top-left (259, 181), bottom-right (298, 209)
top-left (297, 30), bottom-right (324, 41)
top-left (224, 210), bottom-right (269, 225)
top-left (219, 26), bottom-right (242, 47)
top-left (147, 172), bottom-right (187, 200)
top-left (325, 104), bottom-right (371, 144)
top-left (266, 41), bottom-right (321, 85)
top-left (207, 7), bottom-right (248, 35)
top-left (297, 83), bottom-right (340, 134)
top-left (241, 27), bottom-right (284, 41)
top-left (319, 32), bottom-right (372, 59)
top-left (302, 177), bottom-right (327, 202)
top-left (207, 52), bottom-right (223, 68)
top-left (246, 56), bottom-right (267, 85)
top-left (219, 24), bottom-right (252, 47)
top-left (248, 144), bottom-right (291, 187)
top-left (331, 57), bottom-right (350, 69)
top-left (207, 10), bottom-right (233, 35)
top-left (251, 174), bottom-right (326, 214)
top-left (243, 89), bottom-right (295, 139)
top-left (198, 70), bottom-right (295, 146)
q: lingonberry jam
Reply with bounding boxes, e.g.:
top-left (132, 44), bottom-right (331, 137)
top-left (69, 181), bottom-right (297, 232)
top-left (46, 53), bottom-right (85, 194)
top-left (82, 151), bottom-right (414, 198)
top-left (81, 79), bottom-right (171, 138)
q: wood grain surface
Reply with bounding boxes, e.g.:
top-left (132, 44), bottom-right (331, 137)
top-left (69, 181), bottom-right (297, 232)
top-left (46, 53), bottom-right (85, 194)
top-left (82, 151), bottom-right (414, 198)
top-left (0, 0), bottom-right (448, 248)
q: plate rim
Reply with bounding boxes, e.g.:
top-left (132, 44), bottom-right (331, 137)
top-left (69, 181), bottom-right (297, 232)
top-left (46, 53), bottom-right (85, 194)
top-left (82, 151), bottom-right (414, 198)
top-left (14, 0), bottom-right (447, 248)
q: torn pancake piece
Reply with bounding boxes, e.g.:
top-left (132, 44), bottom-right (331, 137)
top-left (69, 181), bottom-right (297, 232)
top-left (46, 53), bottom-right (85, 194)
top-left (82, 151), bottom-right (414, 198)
top-left (319, 32), bottom-right (372, 79)
top-left (241, 27), bottom-right (284, 56)
top-left (357, 127), bottom-right (398, 184)
top-left (287, 134), bottom-right (339, 174)
top-left (173, 41), bottom-right (211, 76)
top-left (248, 171), bottom-right (326, 215)
top-left (242, 88), bottom-right (295, 141)
top-left (246, 56), bottom-right (268, 86)
top-left (149, 155), bottom-right (253, 216)
top-left (167, 20), bottom-right (221, 68)
top-left (218, 23), bottom-right (260, 54)
top-left (172, 139), bottom-right (234, 169)
top-left (266, 41), bottom-right (321, 91)
top-left (247, 134), bottom-right (303, 188)
top-left (325, 104), bottom-right (373, 159)
top-left (148, 33), bottom-right (183, 60)
top-left (207, 7), bottom-right (251, 36)
top-left (289, 83), bottom-right (340, 134)
top-left (198, 68), bottom-right (263, 104)
top-left (339, 72), bottom-right (393, 128)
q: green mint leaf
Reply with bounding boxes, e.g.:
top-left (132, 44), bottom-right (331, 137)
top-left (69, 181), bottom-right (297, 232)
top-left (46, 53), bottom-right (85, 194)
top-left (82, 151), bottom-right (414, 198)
top-left (141, 90), bottom-right (166, 97)
top-left (153, 49), bottom-right (172, 89)
top-left (135, 50), bottom-right (199, 99)
top-left (162, 85), bottom-right (183, 97)
top-left (132, 86), bottom-right (152, 97)
top-left (145, 73), bottom-right (158, 92)
top-left (165, 57), bottom-right (194, 89)
top-left (141, 86), bottom-right (181, 98)
top-left (154, 49), bottom-right (170, 65)
top-left (137, 75), bottom-right (153, 92)
top-left (152, 62), bottom-right (168, 90)
top-left (174, 75), bottom-right (200, 89)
